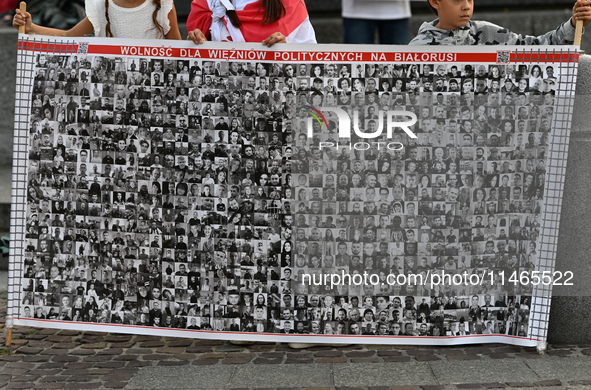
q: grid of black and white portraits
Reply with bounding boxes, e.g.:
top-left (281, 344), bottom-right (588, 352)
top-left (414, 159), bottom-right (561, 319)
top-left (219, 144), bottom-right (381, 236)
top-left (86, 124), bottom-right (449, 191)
top-left (21, 54), bottom-right (556, 339)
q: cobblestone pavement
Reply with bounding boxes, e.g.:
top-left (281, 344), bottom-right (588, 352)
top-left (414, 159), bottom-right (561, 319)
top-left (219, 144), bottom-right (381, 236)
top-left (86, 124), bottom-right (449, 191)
top-left (1, 291), bottom-right (591, 389)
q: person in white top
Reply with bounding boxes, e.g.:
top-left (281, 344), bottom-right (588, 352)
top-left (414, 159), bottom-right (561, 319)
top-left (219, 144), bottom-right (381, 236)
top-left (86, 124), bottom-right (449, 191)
top-left (341, 0), bottom-right (411, 45)
top-left (13, 0), bottom-right (181, 40)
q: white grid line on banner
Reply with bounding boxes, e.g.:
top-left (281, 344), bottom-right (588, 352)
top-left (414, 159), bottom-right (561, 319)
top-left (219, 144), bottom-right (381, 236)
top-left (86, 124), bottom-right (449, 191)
top-left (8, 37), bottom-right (78, 321)
top-left (527, 48), bottom-right (578, 343)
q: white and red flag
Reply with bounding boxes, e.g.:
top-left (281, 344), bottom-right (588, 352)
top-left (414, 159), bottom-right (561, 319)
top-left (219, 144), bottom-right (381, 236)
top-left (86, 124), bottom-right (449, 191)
top-left (187, 0), bottom-right (316, 43)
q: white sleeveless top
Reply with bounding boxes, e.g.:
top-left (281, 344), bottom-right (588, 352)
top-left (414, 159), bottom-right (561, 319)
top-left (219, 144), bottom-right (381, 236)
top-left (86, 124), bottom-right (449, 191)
top-left (85, 0), bottom-right (173, 39)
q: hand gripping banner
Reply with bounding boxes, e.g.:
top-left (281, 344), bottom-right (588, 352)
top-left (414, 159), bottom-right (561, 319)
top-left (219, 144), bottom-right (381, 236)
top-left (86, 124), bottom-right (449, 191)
top-left (7, 35), bottom-right (579, 346)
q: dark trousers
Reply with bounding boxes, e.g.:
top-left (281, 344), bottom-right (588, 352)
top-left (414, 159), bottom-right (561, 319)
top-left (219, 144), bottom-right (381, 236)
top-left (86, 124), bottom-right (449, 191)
top-left (343, 17), bottom-right (410, 45)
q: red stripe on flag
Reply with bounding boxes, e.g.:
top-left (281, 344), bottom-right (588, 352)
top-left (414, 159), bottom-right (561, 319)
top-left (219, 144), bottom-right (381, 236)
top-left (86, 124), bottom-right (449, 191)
top-left (186, 0), bottom-right (214, 39)
top-left (186, 0), bottom-right (309, 42)
top-left (236, 0), bottom-right (309, 42)
top-left (0, 0), bottom-right (19, 14)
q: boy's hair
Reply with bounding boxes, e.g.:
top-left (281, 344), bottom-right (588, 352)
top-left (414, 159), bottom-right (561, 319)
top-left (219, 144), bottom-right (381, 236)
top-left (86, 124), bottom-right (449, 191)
top-left (105, 0), bottom-right (164, 38)
top-left (427, 0), bottom-right (438, 16)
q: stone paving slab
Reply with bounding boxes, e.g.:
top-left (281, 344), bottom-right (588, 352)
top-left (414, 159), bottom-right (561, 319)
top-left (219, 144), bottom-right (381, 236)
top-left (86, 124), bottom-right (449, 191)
top-left (122, 386), bottom-right (591, 390)
top-left (126, 365), bottom-right (235, 389)
top-left (0, 330), bottom-right (588, 390)
top-left (428, 360), bottom-right (541, 385)
top-left (228, 364), bottom-right (333, 388)
top-left (524, 356), bottom-right (591, 381)
top-left (332, 362), bottom-right (438, 387)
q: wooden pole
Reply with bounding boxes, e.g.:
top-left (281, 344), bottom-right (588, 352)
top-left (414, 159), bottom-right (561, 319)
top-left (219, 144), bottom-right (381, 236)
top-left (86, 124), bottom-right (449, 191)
top-left (575, 19), bottom-right (584, 46)
top-left (18, 2), bottom-right (26, 34)
top-left (5, 316), bottom-right (13, 347)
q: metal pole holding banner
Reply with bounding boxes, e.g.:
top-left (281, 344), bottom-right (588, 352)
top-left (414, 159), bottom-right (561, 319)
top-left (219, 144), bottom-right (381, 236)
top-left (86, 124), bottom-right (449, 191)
top-left (18, 2), bottom-right (26, 34)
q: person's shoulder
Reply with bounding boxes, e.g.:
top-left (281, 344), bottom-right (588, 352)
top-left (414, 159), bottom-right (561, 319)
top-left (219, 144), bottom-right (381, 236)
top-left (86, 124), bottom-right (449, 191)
top-left (469, 20), bottom-right (518, 44)
top-left (159, 0), bottom-right (175, 16)
top-left (409, 20), bottom-right (442, 45)
top-left (85, 0), bottom-right (105, 13)
top-left (85, 0), bottom-right (106, 34)
top-left (470, 20), bottom-right (505, 30)
top-left (155, 0), bottom-right (175, 35)
top-left (470, 19), bottom-right (512, 36)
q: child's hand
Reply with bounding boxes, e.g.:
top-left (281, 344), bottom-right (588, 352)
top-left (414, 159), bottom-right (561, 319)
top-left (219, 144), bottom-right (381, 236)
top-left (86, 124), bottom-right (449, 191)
top-left (262, 32), bottom-right (286, 47)
top-left (13, 8), bottom-right (33, 33)
top-left (572, 0), bottom-right (591, 26)
top-left (187, 29), bottom-right (207, 44)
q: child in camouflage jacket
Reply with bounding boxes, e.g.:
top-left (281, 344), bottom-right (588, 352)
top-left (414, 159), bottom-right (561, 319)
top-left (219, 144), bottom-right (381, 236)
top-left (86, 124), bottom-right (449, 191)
top-left (409, 0), bottom-right (591, 45)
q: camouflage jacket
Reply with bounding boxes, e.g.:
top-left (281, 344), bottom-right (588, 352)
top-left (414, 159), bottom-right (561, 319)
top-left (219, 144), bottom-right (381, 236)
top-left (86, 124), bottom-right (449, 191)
top-left (409, 19), bottom-right (576, 45)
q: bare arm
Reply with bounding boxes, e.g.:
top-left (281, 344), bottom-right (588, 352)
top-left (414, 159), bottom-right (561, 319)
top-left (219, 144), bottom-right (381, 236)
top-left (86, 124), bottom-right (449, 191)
top-left (165, 4), bottom-right (182, 40)
top-left (13, 9), bottom-right (94, 37)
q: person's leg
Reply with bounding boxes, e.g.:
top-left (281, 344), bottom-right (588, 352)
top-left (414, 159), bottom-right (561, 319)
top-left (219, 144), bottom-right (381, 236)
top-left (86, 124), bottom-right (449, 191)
top-left (343, 18), bottom-right (377, 44)
top-left (377, 18), bottom-right (410, 45)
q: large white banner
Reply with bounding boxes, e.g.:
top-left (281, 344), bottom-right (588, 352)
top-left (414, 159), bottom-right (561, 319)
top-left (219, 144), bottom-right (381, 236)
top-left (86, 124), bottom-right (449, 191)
top-left (7, 36), bottom-right (579, 346)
